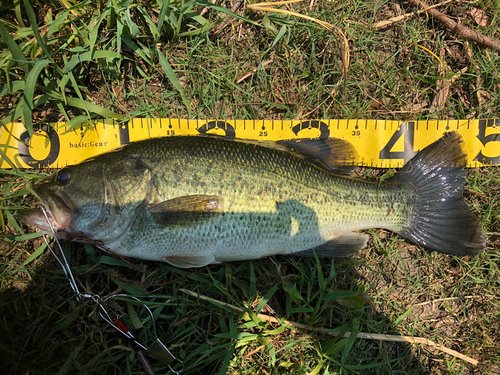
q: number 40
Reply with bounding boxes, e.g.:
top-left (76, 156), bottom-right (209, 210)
top-left (379, 122), bottom-right (416, 162)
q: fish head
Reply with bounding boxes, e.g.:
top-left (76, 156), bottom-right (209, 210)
top-left (19, 153), bottom-right (153, 247)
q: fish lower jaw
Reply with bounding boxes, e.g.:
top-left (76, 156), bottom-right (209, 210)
top-left (19, 209), bottom-right (63, 237)
top-left (40, 221), bottom-right (79, 240)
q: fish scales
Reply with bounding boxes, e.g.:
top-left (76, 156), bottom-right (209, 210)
top-left (19, 132), bottom-right (485, 267)
top-left (118, 137), bottom-right (409, 260)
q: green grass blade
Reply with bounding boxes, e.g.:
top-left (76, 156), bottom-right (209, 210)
top-left (64, 96), bottom-right (124, 120)
top-left (156, 48), bottom-right (192, 116)
top-left (249, 261), bottom-right (256, 300)
top-left (127, 301), bottom-right (143, 329)
top-left (13, 0), bottom-right (25, 27)
top-left (218, 343), bottom-right (236, 375)
top-left (122, 36), bottom-right (152, 64)
top-left (184, 11), bottom-right (209, 26)
top-left (178, 21), bottom-right (215, 37)
top-left (3, 92), bottom-right (50, 127)
top-left (23, 0), bottom-right (53, 60)
top-left (269, 24), bottom-right (288, 51)
top-left (1, 101), bottom-right (24, 126)
top-left (88, 8), bottom-right (111, 55)
top-left (341, 319), bottom-right (359, 364)
top-left (197, 2), bottom-right (260, 26)
top-left (0, 80), bottom-right (25, 98)
top-left (63, 50), bottom-right (121, 73)
top-left (23, 59), bottom-right (50, 135)
top-left (46, 10), bottom-right (70, 39)
top-left (59, 69), bottom-right (70, 103)
top-left (99, 256), bottom-right (135, 268)
top-left (124, 7), bottom-right (140, 37)
top-left (55, 101), bottom-right (71, 124)
top-left (256, 284), bottom-right (278, 314)
top-left (322, 290), bottom-right (358, 301)
top-left (0, 21), bottom-right (30, 74)
top-left (5, 209), bottom-right (24, 233)
top-left (0, 147), bottom-right (20, 171)
top-left (137, 7), bottom-right (159, 39)
top-left (116, 17), bottom-right (124, 57)
top-left (65, 70), bottom-right (91, 117)
top-left (66, 115), bottom-right (93, 129)
top-left (156, 0), bottom-right (171, 38)
top-left (21, 242), bottom-right (47, 267)
top-left (315, 253), bottom-right (326, 293)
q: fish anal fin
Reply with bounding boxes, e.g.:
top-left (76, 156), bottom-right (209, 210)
top-left (149, 195), bottom-right (224, 227)
top-left (277, 138), bottom-right (358, 174)
top-left (162, 254), bottom-right (217, 268)
top-left (293, 231), bottom-right (369, 258)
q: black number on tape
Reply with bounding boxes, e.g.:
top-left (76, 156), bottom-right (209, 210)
top-left (379, 122), bottom-right (416, 161)
top-left (197, 121), bottom-right (235, 139)
top-left (18, 125), bottom-right (60, 168)
top-left (474, 119), bottom-right (500, 165)
top-left (292, 121), bottom-right (330, 139)
top-left (119, 120), bottom-right (130, 145)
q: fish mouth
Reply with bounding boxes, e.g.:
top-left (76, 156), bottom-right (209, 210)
top-left (19, 185), bottom-right (74, 237)
top-left (18, 208), bottom-right (69, 238)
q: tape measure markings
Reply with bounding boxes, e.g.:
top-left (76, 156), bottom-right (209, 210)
top-left (1, 119), bottom-right (499, 169)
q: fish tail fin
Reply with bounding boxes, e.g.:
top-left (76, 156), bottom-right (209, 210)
top-left (395, 131), bottom-right (484, 256)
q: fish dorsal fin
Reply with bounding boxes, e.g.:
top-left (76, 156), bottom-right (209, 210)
top-left (277, 138), bottom-right (358, 174)
top-left (199, 135), bottom-right (357, 174)
top-left (149, 195), bottom-right (224, 227)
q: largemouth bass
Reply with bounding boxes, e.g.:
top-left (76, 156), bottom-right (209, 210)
top-left (19, 132), bottom-right (484, 267)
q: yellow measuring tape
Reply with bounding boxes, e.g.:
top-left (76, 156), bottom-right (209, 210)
top-left (1, 119), bottom-right (499, 169)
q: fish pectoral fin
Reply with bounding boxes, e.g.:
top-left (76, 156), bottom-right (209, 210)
top-left (292, 231), bottom-right (369, 258)
top-left (162, 254), bottom-right (217, 268)
top-left (277, 138), bottom-right (358, 174)
top-left (149, 195), bottom-right (224, 227)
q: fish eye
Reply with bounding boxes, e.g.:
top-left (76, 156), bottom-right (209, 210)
top-left (56, 169), bottom-right (71, 185)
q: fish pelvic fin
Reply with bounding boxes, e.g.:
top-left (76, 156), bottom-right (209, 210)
top-left (396, 131), bottom-right (485, 256)
top-left (291, 231), bottom-right (370, 257)
top-left (162, 254), bottom-right (217, 268)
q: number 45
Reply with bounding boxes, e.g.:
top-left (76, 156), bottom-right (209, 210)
top-left (379, 120), bottom-right (500, 166)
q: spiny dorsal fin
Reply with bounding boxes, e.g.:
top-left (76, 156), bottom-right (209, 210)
top-left (277, 138), bottom-right (358, 174)
top-left (199, 134), bottom-right (358, 174)
top-left (149, 195), bottom-right (224, 227)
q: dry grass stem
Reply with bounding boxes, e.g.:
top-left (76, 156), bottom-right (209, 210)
top-left (430, 66), bottom-right (468, 110)
top-left (236, 59), bottom-right (274, 83)
top-left (213, 0), bottom-right (245, 33)
top-left (179, 288), bottom-right (480, 366)
top-left (373, 0), bottom-right (454, 30)
top-left (247, 0), bottom-right (350, 90)
top-left (406, 0), bottom-right (500, 52)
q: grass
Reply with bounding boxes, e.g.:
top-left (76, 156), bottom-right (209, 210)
top-left (1, 0), bottom-right (500, 374)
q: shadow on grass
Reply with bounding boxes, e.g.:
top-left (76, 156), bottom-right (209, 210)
top-left (0, 242), bottom-right (428, 375)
